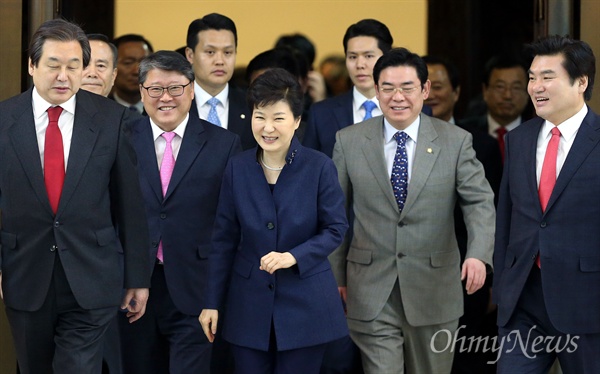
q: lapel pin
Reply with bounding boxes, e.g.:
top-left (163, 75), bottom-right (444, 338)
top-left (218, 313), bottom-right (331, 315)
top-left (427, 148), bottom-right (433, 154)
top-left (240, 114), bottom-right (246, 119)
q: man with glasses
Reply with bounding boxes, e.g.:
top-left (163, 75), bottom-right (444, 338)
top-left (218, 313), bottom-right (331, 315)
top-left (462, 55), bottom-right (531, 162)
top-left (330, 48), bottom-right (495, 373)
top-left (118, 51), bottom-right (242, 374)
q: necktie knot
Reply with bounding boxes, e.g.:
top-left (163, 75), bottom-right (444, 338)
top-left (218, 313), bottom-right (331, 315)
top-left (161, 131), bottom-right (176, 143)
top-left (362, 100), bottom-right (377, 120)
top-left (393, 131), bottom-right (409, 145)
top-left (551, 127), bottom-right (561, 137)
top-left (495, 127), bottom-right (507, 138)
top-left (207, 97), bottom-right (222, 126)
top-left (47, 106), bottom-right (64, 122)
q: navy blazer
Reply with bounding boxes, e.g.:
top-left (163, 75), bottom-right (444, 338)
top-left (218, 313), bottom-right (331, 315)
top-left (303, 91), bottom-right (433, 158)
top-left (128, 114), bottom-right (242, 315)
top-left (0, 89), bottom-right (150, 311)
top-left (493, 108), bottom-right (600, 334)
top-left (207, 138), bottom-right (349, 351)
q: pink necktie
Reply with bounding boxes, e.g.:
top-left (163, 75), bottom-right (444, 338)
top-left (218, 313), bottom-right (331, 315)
top-left (157, 132), bottom-right (176, 262)
top-left (45, 106), bottom-right (65, 214)
top-left (537, 126), bottom-right (561, 267)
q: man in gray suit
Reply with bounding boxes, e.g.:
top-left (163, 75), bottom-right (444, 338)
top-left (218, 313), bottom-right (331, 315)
top-left (331, 48), bottom-right (495, 373)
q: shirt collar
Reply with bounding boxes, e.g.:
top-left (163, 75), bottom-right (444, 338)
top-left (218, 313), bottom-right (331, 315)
top-left (194, 81), bottom-right (229, 106)
top-left (32, 87), bottom-right (76, 119)
top-left (383, 115), bottom-right (420, 144)
top-left (150, 113), bottom-right (189, 141)
top-left (113, 92), bottom-right (143, 112)
top-left (352, 86), bottom-right (379, 112)
top-left (541, 104), bottom-right (588, 142)
top-left (488, 113), bottom-right (521, 133)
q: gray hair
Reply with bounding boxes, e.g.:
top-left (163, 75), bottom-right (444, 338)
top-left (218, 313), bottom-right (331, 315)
top-left (139, 51), bottom-right (194, 85)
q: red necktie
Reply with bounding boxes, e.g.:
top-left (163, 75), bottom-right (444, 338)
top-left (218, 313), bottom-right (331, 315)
top-left (496, 127), bottom-right (507, 163)
top-left (44, 106), bottom-right (65, 214)
top-left (536, 126), bottom-right (561, 267)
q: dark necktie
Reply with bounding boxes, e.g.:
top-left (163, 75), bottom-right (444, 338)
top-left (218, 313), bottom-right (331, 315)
top-left (391, 131), bottom-right (409, 213)
top-left (496, 127), bottom-right (507, 163)
top-left (362, 100), bottom-right (376, 120)
top-left (536, 126), bottom-right (561, 267)
top-left (45, 106), bottom-right (65, 214)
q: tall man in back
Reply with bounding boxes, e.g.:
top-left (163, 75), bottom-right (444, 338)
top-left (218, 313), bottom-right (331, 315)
top-left (0, 19), bottom-right (150, 373)
top-left (331, 48), bottom-right (495, 373)
top-left (493, 35), bottom-right (600, 373)
top-left (119, 51), bottom-right (241, 374)
top-left (185, 13), bottom-right (255, 150)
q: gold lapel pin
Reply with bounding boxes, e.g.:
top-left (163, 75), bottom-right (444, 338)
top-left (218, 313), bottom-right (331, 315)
top-left (427, 148), bottom-right (433, 154)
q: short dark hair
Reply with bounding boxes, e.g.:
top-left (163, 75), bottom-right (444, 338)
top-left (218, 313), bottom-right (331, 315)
top-left (139, 51), bottom-right (194, 85)
top-left (112, 34), bottom-right (154, 53)
top-left (373, 48), bottom-right (428, 88)
top-left (275, 33), bottom-right (316, 67)
top-left (247, 68), bottom-right (304, 119)
top-left (186, 13), bottom-right (238, 50)
top-left (422, 55), bottom-right (460, 91)
top-left (29, 19), bottom-right (90, 68)
top-left (87, 33), bottom-right (118, 67)
top-left (482, 55), bottom-right (527, 87)
top-left (343, 19), bottom-right (393, 54)
top-left (246, 48), bottom-right (301, 83)
top-left (527, 35), bottom-right (596, 101)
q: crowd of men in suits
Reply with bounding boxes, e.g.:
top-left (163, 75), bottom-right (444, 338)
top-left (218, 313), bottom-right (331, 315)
top-left (0, 12), bottom-right (598, 374)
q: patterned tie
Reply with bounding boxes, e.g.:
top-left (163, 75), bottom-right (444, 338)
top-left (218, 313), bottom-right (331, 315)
top-left (362, 100), bottom-right (377, 120)
top-left (391, 131), bottom-right (409, 213)
top-left (207, 97), bottom-right (222, 126)
top-left (496, 127), bottom-right (507, 163)
top-left (157, 132), bottom-right (176, 263)
top-left (45, 106), bottom-right (65, 214)
top-left (536, 126), bottom-right (561, 267)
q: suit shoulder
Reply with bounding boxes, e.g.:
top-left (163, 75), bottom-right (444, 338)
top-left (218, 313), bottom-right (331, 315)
top-left (310, 92), bottom-right (351, 113)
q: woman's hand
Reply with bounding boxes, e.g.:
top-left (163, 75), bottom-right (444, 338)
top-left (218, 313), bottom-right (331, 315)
top-left (199, 309), bottom-right (219, 343)
top-left (260, 252), bottom-right (297, 274)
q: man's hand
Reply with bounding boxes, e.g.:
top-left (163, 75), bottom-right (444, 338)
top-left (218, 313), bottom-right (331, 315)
top-left (121, 288), bottom-right (149, 323)
top-left (307, 71), bottom-right (327, 103)
top-left (461, 258), bottom-right (486, 295)
top-left (199, 309), bottom-right (219, 343)
top-left (260, 252), bottom-right (297, 274)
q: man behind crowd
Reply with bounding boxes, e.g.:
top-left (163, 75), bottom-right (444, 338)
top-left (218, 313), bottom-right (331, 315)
top-left (111, 33), bottom-right (154, 114)
top-left (331, 47), bottom-right (495, 373)
top-left (494, 35), bottom-right (600, 373)
top-left (461, 55), bottom-right (530, 161)
top-left (0, 19), bottom-right (150, 373)
top-left (118, 50), bottom-right (241, 374)
top-left (82, 34), bottom-right (117, 97)
top-left (185, 13), bottom-right (255, 150)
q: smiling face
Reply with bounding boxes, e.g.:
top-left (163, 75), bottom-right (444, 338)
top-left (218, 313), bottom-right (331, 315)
top-left (29, 39), bottom-right (84, 105)
top-left (140, 69), bottom-right (194, 132)
top-left (528, 54), bottom-right (587, 125)
top-left (346, 36), bottom-right (384, 97)
top-left (375, 65), bottom-right (430, 130)
top-left (81, 40), bottom-right (117, 97)
top-left (252, 100), bottom-right (300, 159)
top-left (425, 63), bottom-right (459, 122)
top-left (186, 29), bottom-right (236, 97)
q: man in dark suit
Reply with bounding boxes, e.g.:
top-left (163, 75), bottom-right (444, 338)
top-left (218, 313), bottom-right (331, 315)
top-left (185, 13), bottom-right (255, 150)
top-left (493, 35), bottom-right (600, 372)
top-left (0, 19), bottom-right (150, 374)
top-left (119, 51), bottom-right (241, 374)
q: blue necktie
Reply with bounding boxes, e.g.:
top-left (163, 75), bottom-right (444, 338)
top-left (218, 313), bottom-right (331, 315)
top-left (391, 131), bottom-right (409, 212)
top-left (362, 100), bottom-right (377, 120)
top-left (207, 97), bottom-right (221, 127)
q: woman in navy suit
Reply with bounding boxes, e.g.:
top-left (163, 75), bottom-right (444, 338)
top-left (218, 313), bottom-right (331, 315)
top-left (200, 68), bottom-right (349, 373)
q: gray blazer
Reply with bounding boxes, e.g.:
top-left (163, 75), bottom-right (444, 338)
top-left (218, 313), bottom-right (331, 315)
top-left (330, 114), bottom-right (495, 326)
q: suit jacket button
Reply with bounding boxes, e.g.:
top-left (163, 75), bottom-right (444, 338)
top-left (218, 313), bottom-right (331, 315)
top-left (397, 253), bottom-right (405, 258)
top-left (160, 213), bottom-right (167, 219)
top-left (50, 245), bottom-right (57, 252)
top-left (540, 221), bottom-right (547, 228)
top-left (398, 221), bottom-right (405, 227)
top-left (268, 283), bottom-right (274, 290)
top-left (266, 222), bottom-right (275, 230)
top-left (54, 221), bottom-right (60, 227)
top-left (151, 241), bottom-right (158, 248)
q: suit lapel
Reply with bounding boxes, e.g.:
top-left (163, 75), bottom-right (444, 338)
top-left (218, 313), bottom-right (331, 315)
top-left (227, 87), bottom-right (249, 135)
top-left (133, 118), bottom-right (163, 203)
top-left (164, 115), bottom-right (207, 201)
top-left (545, 109), bottom-right (600, 214)
top-left (361, 118), bottom-right (399, 210)
top-left (523, 119), bottom-right (544, 213)
top-left (58, 92), bottom-right (100, 216)
top-left (9, 91), bottom-right (54, 215)
top-left (401, 115), bottom-right (440, 217)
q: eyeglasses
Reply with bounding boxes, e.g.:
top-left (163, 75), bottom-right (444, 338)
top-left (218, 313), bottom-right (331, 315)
top-left (379, 86), bottom-right (420, 96)
top-left (141, 82), bottom-right (192, 98)
top-left (490, 84), bottom-right (526, 96)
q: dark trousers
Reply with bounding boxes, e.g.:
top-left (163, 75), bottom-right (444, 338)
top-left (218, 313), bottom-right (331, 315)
top-left (320, 336), bottom-right (363, 374)
top-left (498, 265), bottom-right (600, 374)
top-left (118, 263), bottom-right (212, 374)
top-left (6, 255), bottom-right (115, 374)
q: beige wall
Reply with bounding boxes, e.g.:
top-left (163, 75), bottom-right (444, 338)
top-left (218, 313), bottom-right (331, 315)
top-left (581, 0), bottom-right (600, 113)
top-left (115, 0), bottom-right (428, 67)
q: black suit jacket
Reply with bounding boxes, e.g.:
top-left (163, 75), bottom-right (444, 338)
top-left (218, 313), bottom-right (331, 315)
top-left (0, 89), bottom-right (150, 311)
